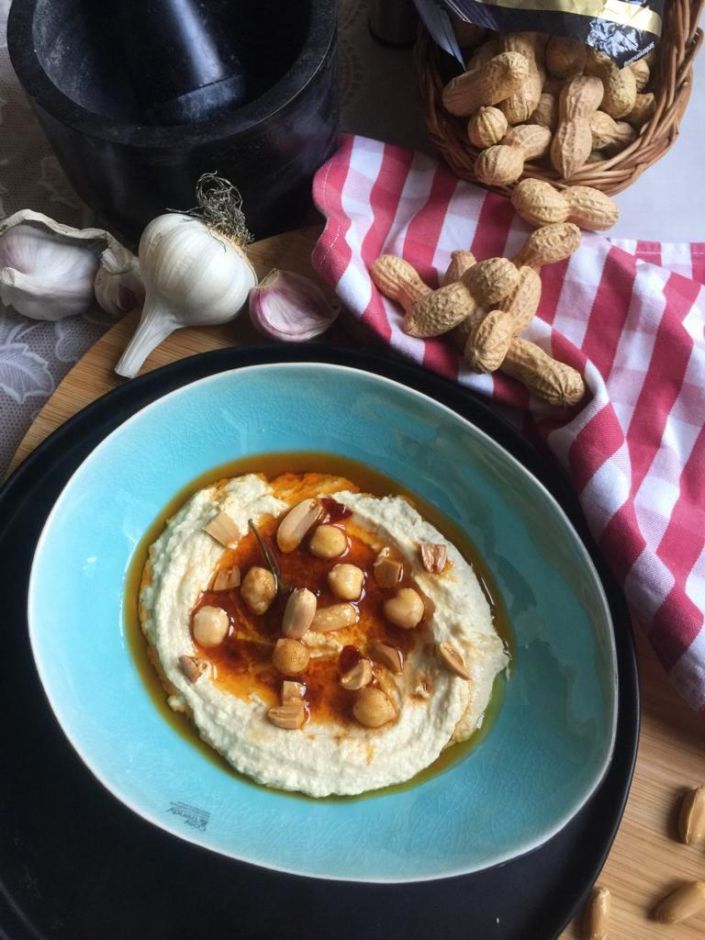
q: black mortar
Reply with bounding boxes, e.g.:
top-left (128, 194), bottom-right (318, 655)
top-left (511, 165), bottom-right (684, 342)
top-left (7, 0), bottom-right (338, 243)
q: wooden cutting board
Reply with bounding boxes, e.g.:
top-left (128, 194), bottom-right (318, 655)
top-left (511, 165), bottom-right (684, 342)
top-left (10, 227), bottom-right (705, 939)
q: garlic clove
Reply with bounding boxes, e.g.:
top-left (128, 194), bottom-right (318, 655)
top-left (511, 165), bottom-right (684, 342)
top-left (94, 248), bottom-right (144, 316)
top-left (248, 269), bottom-right (340, 342)
top-left (0, 209), bottom-right (137, 322)
top-left (0, 267), bottom-right (94, 321)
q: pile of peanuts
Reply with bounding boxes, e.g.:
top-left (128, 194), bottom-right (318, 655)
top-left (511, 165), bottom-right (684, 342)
top-left (444, 24), bottom-right (656, 186)
top-left (370, 222), bottom-right (587, 408)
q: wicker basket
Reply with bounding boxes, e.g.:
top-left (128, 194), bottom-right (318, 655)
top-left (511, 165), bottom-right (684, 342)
top-left (417, 0), bottom-right (704, 195)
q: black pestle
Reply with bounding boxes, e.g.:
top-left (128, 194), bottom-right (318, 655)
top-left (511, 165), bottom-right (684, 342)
top-left (115, 0), bottom-right (249, 124)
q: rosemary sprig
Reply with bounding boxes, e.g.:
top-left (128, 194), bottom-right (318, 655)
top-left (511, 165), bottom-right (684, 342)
top-left (248, 519), bottom-right (290, 594)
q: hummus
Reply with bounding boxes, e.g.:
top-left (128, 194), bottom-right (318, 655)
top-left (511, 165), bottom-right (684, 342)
top-left (139, 471), bottom-right (509, 797)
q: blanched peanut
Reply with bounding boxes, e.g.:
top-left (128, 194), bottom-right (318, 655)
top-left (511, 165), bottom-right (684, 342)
top-left (369, 641), bottom-right (404, 674)
top-left (241, 566), bottom-right (277, 615)
top-left (281, 680), bottom-right (306, 704)
top-left (353, 687), bottom-right (396, 728)
top-left (272, 638), bottom-right (310, 675)
top-left (178, 654), bottom-right (207, 682)
top-left (328, 563), bottom-right (364, 601)
top-left (311, 603), bottom-right (359, 632)
top-left (192, 605), bottom-right (229, 647)
top-left (203, 510), bottom-right (241, 547)
top-left (212, 565), bottom-right (241, 591)
top-left (309, 524), bottom-right (347, 559)
top-left (373, 547), bottom-right (403, 588)
top-left (281, 587), bottom-right (317, 638)
top-left (276, 499), bottom-right (323, 553)
top-left (340, 658), bottom-right (373, 690)
top-left (384, 588), bottom-right (425, 629)
top-left (267, 703), bottom-right (305, 729)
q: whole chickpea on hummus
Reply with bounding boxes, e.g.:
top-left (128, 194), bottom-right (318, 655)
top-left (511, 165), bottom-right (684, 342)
top-left (139, 470), bottom-right (509, 797)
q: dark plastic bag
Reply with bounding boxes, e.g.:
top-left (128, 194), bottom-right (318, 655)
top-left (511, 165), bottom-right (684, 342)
top-left (414, 0), bottom-right (661, 66)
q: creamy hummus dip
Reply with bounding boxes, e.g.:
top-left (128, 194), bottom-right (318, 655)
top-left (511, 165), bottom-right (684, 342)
top-left (139, 471), bottom-right (508, 797)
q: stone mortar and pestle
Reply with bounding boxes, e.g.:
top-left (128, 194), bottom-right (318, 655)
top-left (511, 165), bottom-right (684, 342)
top-left (7, 0), bottom-right (338, 245)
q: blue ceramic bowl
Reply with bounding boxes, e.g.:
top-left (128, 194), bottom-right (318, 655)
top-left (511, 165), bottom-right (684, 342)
top-left (28, 363), bottom-right (617, 882)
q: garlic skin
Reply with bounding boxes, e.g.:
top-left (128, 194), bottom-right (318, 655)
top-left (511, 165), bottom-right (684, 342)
top-left (115, 213), bottom-right (257, 378)
top-left (94, 248), bottom-right (144, 316)
top-left (249, 269), bottom-right (340, 342)
top-left (0, 209), bottom-right (137, 321)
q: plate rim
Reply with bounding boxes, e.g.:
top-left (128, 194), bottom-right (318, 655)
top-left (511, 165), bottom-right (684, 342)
top-left (27, 358), bottom-right (619, 883)
top-left (0, 343), bottom-right (639, 939)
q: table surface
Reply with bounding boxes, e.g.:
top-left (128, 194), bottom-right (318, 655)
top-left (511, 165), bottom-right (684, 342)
top-left (10, 226), bottom-right (705, 940)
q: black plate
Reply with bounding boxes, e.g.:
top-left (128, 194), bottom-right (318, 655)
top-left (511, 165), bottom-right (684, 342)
top-left (0, 345), bottom-right (638, 940)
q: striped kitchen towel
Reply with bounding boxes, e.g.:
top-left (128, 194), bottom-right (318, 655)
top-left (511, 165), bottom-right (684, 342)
top-left (312, 134), bottom-right (705, 711)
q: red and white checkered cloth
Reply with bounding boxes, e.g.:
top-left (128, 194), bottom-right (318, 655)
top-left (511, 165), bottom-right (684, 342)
top-left (312, 134), bottom-right (705, 712)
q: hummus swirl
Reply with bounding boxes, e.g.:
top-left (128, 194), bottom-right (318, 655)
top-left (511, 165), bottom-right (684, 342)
top-left (140, 472), bottom-right (508, 797)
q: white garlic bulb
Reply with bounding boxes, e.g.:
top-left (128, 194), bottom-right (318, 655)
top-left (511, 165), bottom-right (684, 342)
top-left (115, 175), bottom-right (257, 378)
top-left (0, 209), bottom-right (138, 322)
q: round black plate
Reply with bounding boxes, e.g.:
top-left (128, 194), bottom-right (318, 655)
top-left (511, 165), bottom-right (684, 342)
top-left (0, 345), bottom-right (638, 940)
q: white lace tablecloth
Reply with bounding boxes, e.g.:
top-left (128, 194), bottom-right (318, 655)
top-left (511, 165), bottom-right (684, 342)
top-left (0, 0), bottom-right (429, 476)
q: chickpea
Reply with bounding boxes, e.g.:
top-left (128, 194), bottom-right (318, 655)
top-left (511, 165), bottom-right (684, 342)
top-left (241, 566), bottom-right (276, 615)
top-left (192, 605), bottom-right (229, 647)
top-left (309, 524), bottom-right (348, 559)
top-left (352, 687), bottom-right (396, 728)
top-left (327, 563), bottom-right (364, 601)
top-left (383, 588), bottom-right (425, 630)
top-left (272, 638), bottom-right (310, 676)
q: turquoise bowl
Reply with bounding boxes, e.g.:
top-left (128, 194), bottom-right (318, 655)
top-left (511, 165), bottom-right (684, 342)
top-left (28, 363), bottom-right (617, 882)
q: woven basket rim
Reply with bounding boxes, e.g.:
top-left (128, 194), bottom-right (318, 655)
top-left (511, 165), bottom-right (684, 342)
top-left (417, 1), bottom-right (705, 195)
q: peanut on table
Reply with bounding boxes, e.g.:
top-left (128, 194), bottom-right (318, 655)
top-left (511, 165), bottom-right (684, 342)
top-left (370, 222), bottom-right (586, 408)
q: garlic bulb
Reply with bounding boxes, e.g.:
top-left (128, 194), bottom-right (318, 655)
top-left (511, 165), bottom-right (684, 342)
top-left (0, 209), bottom-right (138, 321)
top-left (249, 269), bottom-right (340, 342)
top-left (115, 175), bottom-right (257, 378)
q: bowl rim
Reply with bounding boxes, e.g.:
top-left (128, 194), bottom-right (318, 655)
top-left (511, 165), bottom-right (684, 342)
top-left (7, 0), bottom-right (336, 148)
top-left (27, 361), bottom-right (619, 883)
